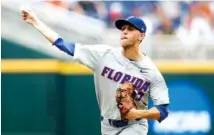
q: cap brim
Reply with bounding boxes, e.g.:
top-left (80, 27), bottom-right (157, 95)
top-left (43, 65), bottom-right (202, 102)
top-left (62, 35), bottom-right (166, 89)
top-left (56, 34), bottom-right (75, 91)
top-left (115, 20), bottom-right (134, 30)
top-left (115, 19), bottom-right (141, 32)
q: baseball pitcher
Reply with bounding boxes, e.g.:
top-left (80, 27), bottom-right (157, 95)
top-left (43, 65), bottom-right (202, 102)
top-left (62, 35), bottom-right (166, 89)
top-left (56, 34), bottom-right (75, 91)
top-left (21, 7), bottom-right (170, 135)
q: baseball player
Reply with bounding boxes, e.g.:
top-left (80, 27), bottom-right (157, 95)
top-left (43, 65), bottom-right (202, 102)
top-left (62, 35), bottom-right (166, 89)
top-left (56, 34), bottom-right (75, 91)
top-left (21, 7), bottom-right (170, 135)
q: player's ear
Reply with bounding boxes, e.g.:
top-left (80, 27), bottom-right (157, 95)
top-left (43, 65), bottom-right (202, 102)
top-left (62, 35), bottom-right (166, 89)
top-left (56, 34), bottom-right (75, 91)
top-left (139, 33), bottom-right (145, 41)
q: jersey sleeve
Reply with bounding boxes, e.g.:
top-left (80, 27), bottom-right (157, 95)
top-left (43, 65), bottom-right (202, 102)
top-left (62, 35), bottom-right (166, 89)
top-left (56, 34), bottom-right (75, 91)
top-left (149, 71), bottom-right (170, 105)
top-left (73, 43), bottom-right (111, 71)
top-left (53, 37), bottom-right (111, 71)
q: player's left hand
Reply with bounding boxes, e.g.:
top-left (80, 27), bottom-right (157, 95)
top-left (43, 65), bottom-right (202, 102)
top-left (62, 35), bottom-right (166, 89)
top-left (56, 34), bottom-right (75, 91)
top-left (124, 108), bottom-right (142, 120)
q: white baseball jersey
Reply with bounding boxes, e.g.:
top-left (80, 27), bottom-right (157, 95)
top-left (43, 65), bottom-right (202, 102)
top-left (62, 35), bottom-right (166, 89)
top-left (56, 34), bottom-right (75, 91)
top-left (71, 43), bottom-right (170, 120)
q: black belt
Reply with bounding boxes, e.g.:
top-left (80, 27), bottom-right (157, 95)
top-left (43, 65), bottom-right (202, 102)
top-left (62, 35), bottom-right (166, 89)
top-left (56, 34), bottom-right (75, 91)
top-left (101, 116), bottom-right (141, 128)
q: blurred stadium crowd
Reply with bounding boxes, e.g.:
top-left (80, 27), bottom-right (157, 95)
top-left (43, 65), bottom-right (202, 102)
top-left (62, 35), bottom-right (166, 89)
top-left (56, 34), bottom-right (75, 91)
top-left (47, 1), bottom-right (214, 35)
top-left (1, 1), bottom-right (214, 60)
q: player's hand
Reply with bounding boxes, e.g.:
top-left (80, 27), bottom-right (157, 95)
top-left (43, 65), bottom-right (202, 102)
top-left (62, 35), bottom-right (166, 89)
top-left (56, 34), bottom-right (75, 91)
top-left (124, 108), bottom-right (142, 120)
top-left (21, 6), bottom-right (38, 26)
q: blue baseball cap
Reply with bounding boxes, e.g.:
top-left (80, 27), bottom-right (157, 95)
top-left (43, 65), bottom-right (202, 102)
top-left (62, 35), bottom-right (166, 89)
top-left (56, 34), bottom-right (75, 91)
top-left (115, 16), bottom-right (147, 33)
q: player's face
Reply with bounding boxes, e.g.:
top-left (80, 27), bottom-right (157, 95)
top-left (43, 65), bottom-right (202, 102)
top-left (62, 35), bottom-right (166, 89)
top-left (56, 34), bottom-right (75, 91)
top-left (120, 24), bottom-right (144, 48)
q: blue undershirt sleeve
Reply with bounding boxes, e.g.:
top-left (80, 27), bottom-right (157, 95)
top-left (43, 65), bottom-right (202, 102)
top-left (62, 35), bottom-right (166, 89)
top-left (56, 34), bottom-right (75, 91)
top-left (53, 37), bottom-right (75, 56)
top-left (155, 104), bottom-right (169, 123)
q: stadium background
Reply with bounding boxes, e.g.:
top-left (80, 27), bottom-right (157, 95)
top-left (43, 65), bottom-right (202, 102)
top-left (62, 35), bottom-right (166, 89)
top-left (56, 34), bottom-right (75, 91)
top-left (1, 1), bottom-right (214, 135)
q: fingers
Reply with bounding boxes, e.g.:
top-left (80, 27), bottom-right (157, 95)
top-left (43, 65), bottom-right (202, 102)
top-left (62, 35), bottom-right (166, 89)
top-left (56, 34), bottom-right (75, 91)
top-left (21, 11), bottom-right (28, 20)
top-left (20, 6), bottom-right (32, 19)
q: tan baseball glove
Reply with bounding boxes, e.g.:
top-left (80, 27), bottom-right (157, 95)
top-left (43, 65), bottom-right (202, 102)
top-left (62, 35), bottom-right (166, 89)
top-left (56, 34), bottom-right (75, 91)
top-left (116, 82), bottom-right (137, 120)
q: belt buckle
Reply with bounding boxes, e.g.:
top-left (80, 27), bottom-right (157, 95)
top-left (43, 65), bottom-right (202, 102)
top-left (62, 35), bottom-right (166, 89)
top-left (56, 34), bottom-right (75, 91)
top-left (108, 119), bottom-right (114, 126)
top-left (109, 119), bottom-right (117, 127)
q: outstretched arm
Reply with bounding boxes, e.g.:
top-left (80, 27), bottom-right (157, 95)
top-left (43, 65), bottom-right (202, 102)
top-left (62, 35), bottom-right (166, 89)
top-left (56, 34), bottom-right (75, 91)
top-left (21, 7), bottom-right (76, 56)
top-left (21, 7), bottom-right (111, 70)
top-left (21, 7), bottom-right (59, 44)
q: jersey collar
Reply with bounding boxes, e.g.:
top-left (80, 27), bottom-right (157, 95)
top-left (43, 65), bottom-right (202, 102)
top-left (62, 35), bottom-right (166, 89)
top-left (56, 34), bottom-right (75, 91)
top-left (113, 47), bottom-right (148, 69)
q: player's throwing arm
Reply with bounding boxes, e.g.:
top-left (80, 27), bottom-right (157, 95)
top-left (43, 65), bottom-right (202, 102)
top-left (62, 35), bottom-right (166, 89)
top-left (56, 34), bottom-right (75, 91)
top-left (21, 7), bottom-right (59, 44)
top-left (21, 7), bottom-right (79, 59)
